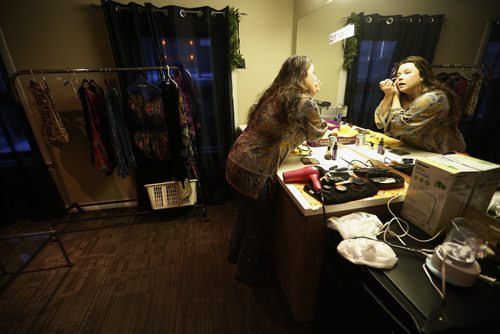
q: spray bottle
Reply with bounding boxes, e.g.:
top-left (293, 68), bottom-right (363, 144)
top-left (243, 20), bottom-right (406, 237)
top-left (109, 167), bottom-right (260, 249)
top-left (332, 141), bottom-right (338, 160)
top-left (377, 137), bottom-right (385, 155)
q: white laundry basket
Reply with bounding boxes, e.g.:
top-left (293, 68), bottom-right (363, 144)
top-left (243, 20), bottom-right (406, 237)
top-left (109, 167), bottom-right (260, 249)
top-left (144, 179), bottom-right (197, 210)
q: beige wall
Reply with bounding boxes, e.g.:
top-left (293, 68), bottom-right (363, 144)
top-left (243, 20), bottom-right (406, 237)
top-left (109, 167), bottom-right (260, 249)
top-left (295, 0), bottom-right (500, 105)
top-left (4, 0), bottom-right (496, 209)
top-left (0, 0), bottom-right (294, 208)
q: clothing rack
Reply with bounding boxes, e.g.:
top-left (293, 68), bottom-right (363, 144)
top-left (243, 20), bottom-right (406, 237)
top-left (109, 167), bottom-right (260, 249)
top-left (0, 228), bottom-right (73, 294)
top-left (11, 65), bottom-right (179, 102)
top-left (11, 65), bottom-right (177, 86)
top-left (431, 64), bottom-right (483, 69)
top-left (10, 64), bottom-right (209, 222)
top-left (431, 63), bottom-right (490, 81)
top-left (431, 63), bottom-right (491, 83)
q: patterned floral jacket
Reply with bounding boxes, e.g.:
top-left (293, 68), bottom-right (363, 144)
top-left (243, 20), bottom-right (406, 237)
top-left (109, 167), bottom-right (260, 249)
top-left (374, 90), bottom-right (466, 154)
top-left (226, 95), bottom-right (327, 199)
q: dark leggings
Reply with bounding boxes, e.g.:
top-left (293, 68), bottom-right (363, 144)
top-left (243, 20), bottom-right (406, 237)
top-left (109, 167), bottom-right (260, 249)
top-left (228, 182), bottom-right (275, 277)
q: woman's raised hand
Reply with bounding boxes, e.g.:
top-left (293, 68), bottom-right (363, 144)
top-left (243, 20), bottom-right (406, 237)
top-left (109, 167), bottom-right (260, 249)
top-left (379, 78), bottom-right (398, 96)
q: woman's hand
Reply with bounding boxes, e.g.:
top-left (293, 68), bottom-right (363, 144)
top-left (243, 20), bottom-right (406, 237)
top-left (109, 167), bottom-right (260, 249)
top-left (376, 78), bottom-right (399, 117)
top-left (379, 79), bottom-right (398, 96)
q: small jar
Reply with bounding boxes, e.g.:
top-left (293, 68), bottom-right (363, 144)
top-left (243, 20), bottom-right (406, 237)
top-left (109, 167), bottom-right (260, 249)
top-left (356, 133), bottom-right (365, 147)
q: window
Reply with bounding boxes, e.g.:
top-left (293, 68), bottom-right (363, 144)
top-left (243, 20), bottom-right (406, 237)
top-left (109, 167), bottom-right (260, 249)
top-left (350, 40), bottom-right (397, 128)
top-left (0, 56), bottom-right (33, 160)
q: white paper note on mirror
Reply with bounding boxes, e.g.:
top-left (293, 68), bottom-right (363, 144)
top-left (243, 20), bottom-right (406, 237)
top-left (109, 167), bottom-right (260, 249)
top-left (329, 24), bottom-right (354, 45)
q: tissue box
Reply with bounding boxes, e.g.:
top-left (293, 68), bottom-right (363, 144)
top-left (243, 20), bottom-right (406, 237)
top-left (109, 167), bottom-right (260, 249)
top-left (442, 154), bottom-right (500, 213)
top-left (401, 156), bottom-right (477, 235)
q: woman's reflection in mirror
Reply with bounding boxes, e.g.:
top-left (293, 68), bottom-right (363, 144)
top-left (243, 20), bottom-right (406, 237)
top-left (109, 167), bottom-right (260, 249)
top-left (374, 55), bottom-right (466, 154)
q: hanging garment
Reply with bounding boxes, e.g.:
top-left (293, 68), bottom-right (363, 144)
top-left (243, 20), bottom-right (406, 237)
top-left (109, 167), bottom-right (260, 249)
top-left (127, 77), bottom-right (171, 160)
top-left (28, 80), bottom-right (70, 145)
top-left (78, 79), bottom-right (116, 175)
top-left (160, 74), bottom-right (188, 182)
top-left (104, 79), bottom-right (137, 178)
top-left (436, 70), bottom-right (484, 118)
top-left (173, 66), bottom-right (200, 179)
top-left (463, 72), bottom-right (484, 117)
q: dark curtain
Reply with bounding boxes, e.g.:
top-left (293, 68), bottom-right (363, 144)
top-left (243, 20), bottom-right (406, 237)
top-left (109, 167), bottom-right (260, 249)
top-left (345, 13), bottom-right (444, 130)
top-left (0, 57), bottom-right (65, 225)
top-left (101, 0), bottom-right (234, 207)
top-left (461, 17), bottom-right (500, 163)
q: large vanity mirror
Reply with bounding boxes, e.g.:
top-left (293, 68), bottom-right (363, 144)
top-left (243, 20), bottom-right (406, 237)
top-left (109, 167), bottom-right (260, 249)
top-left (295, 0), bottom-right (500, 163)
top-left (296, 0), bottom-right (500, 105)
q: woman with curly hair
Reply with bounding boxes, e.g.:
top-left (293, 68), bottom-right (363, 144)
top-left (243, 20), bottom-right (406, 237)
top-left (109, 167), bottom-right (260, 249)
top-left (226, 55), bottom-right (327, 284)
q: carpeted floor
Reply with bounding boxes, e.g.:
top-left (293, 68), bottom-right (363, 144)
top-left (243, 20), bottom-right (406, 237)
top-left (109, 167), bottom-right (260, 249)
top-left (0, 198), bottom-right (312, 333)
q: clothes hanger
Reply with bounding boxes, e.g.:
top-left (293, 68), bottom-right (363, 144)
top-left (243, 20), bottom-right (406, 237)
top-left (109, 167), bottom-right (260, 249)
top-left (166, 65), bottom-right (178, 89)
top-left (42, 71), bottom-right (52, 90)
top-left (88, 79), bottom-right (99, 92)
top-left (80, 78), bottom-right (90, 89)
top-left (30, 69), bottom-right (37, 83)
top-left (158, 66), bottom-right (170, 89)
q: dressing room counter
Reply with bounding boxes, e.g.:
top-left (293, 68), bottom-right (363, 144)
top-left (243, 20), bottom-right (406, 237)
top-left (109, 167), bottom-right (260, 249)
top-left (273, 129), bottom-right (440, 322)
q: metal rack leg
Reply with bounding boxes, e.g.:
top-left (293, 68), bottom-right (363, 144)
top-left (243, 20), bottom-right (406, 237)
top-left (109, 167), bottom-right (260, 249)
top-left (52, 229), bottom-right (73, 266)
top-left (195, 180), bottom-right (209, 222)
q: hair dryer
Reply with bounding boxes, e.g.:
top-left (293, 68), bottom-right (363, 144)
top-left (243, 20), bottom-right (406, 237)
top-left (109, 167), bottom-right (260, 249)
top-left (283, 166), bottom-right (323, 192)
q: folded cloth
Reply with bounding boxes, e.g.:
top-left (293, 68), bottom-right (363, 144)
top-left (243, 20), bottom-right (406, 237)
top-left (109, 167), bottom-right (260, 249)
top-left (337, 238), bottom-right (398, 269)
top-left (327, 212), bottom-right (382, 239)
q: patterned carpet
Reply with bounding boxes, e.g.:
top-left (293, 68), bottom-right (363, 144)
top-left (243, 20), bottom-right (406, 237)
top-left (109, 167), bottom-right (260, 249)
top-left (0, 199), bottom-right (312, 333)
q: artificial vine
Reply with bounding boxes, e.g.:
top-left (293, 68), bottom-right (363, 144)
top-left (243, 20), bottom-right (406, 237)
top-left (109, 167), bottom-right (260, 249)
top-left (229, 7), bottom-right (246, 69)
top-left (342, 12), bottom-right (363, 70)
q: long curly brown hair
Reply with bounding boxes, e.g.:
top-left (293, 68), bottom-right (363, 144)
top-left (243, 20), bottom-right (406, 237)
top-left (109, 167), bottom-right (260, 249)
top-left (395, 55), bottom-right (461, 123)
top-left (248, 55), bottom-right (312, 122)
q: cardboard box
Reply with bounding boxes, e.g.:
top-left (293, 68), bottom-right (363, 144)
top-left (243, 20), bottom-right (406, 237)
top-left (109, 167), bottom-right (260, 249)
top-left (401, 156), bottom-right (477, 235)
top-left (442, 154), bottom-right (500, 213)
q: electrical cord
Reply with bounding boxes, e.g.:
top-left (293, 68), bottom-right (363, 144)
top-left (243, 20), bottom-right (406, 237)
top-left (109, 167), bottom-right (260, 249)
top-left (346, 233), bottom-right (447, 300)
top-left (322, 193), bottom-right (451, 299)
top-left (377, 194), bottom-right (449, 299)
top-left (422, 262), bottom-right (446, 300)
top-left (378, 194), bottom-right (444, 249)
top-left (479, 274), bottom-right (500, 287)
top-left (340, 157), bottom-right (375, 168)
top-left (351, 234), bottom-right (447, 300)
top-left (321, 193), bottom-right (440, 255)
top-left (352, 236), bottom-right (431, 257)
top-left (320, 191), bottom-right (327, 227)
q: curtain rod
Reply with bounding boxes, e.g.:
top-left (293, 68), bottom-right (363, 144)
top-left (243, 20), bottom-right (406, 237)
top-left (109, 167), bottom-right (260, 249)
top-left (89, 3), bottom-right (246, 16)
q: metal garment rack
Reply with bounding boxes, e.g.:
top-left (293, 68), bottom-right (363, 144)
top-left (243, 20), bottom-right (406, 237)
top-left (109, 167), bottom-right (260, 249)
top-left (10, 65), bottom-right (209, 221)
top-left (11, 65), bottom-right (178, 100)
top-left (430, 63), bottom-right (490, 77)
top-left (431, 64), bottom-right (483, 68)
top-left (0, 229), bottom-right (73, 294)
top-left (431, 64), bottom-right (490, 80)
top-left (11, 65), bottom-right (178, 83)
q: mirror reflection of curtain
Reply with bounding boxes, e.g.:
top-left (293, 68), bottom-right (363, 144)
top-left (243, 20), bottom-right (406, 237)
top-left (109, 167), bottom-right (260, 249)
top-left (344, 13), bottom-right (444, 130)
top-left (0, 57), bottom-right (65, 225)
top-left (101, 0), bottom-right (234, 207)
top-left (462, 17), bottom-right (500, 163)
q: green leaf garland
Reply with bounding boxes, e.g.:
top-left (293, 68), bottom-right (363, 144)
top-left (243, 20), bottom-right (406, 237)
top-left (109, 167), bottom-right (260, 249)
top-left (342, 12), bottom-right (363, 70)
top-left (229, 7), bottom-right (246, 69)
